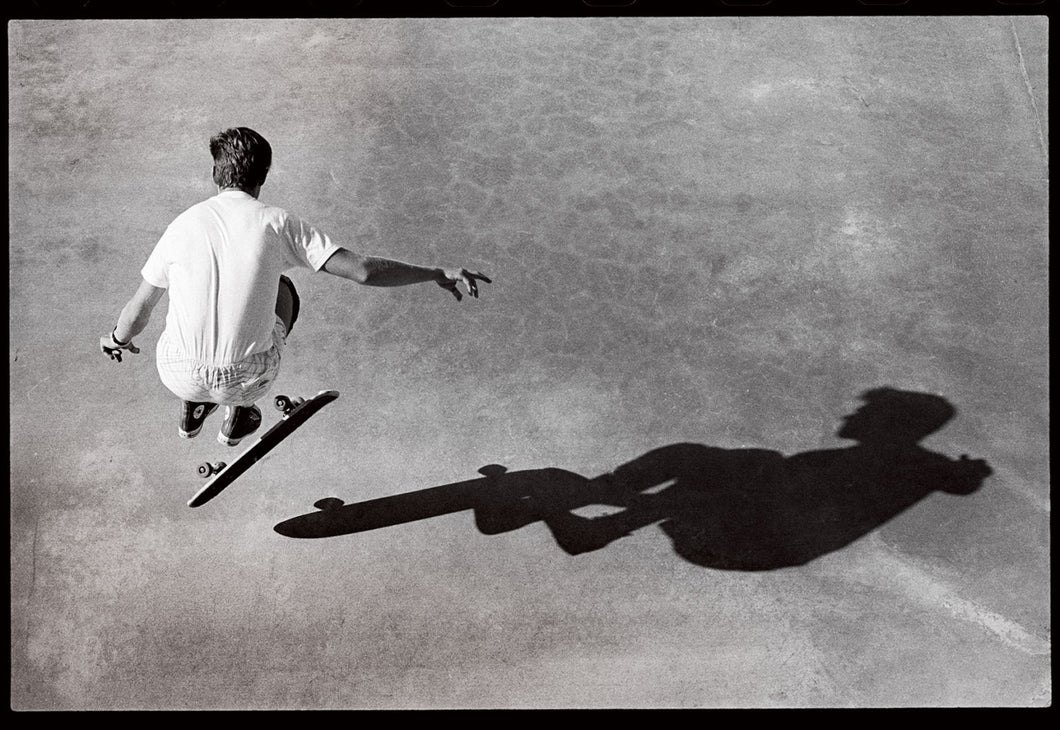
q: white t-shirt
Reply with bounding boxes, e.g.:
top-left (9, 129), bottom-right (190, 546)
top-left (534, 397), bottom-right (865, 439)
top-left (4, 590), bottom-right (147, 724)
top-left (142, 190), bottom-right (342, 365)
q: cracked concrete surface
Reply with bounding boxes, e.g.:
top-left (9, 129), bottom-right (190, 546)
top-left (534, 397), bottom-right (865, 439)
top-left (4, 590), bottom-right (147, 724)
top-left (9, 17), bottom-right (1049, 709)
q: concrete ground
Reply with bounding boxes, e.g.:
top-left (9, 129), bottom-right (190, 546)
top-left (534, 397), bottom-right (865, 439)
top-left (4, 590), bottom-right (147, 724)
top-left (8, 16), bottom-right (1049, 709)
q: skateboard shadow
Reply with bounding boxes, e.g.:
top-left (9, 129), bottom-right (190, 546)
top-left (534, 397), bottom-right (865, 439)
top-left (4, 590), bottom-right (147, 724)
top-left (273, 387), bottom-right (992, 570)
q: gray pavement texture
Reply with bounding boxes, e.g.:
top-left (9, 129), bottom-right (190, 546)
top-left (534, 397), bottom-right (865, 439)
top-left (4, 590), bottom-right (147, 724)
top-left (9, 17), bottom-right (1050, 709)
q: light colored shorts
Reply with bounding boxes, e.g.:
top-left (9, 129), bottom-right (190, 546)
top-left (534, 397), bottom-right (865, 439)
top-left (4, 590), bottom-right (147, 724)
top-left (156, 317), bottom-right (287, 407)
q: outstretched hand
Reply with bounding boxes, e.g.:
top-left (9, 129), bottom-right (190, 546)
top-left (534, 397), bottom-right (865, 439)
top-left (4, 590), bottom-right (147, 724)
top-left (438, 269), bottom-right (491, 301)
top-left (100, 333), bottom-right (140, 362)
top-left (956, 454), bottom-right (992, 481)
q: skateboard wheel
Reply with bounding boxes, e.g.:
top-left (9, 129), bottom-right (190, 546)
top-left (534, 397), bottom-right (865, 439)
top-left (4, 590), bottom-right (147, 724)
top-left (274, 395), bottom-right (291, 412)
top-left (197, 461), bottom-right (226, 478)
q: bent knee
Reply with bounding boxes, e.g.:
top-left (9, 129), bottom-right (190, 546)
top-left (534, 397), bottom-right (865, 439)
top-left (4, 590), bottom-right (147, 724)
top-left (276, 275), bottom-right (301, 334)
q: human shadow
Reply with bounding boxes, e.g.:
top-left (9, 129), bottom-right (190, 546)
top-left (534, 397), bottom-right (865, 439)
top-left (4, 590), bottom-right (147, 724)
top-left (274, 387), bottom-right (991, 570)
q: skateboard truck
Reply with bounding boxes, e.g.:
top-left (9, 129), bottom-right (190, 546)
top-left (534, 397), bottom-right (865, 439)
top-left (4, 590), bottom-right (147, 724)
top-left (197, 461), bottom-right (227, 478)
top-left (273, 394), bottom-right (305, 414)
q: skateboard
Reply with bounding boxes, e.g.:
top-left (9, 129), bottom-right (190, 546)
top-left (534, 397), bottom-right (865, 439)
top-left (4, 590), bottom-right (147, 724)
top-left (187, 389), bottom-right (340, 508)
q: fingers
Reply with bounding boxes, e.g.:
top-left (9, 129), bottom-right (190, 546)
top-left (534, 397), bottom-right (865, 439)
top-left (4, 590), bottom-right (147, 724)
top-left (100, 338), bottom-right (120, 362)
top-left (100, 335), bottom-right (138, 361)
top-left (459, 270), bottom-right (491, 299)
top-left (440, 269), bottom-right (490, 301)
top-left (440, 279), bottom-right (463, 301)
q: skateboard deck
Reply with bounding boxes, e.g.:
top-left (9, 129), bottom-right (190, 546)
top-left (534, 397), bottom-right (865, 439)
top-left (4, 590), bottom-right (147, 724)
top-left (188, 389), bottom-right (339, 507)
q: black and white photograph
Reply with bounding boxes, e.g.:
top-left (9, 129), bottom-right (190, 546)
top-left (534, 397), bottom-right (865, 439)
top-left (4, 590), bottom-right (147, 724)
top-left (9, 8), bottom-right (1050, 710)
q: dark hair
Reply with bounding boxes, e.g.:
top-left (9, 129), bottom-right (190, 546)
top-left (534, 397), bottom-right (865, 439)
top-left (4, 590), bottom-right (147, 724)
top-left (210, 127), bottom-right (272, 191)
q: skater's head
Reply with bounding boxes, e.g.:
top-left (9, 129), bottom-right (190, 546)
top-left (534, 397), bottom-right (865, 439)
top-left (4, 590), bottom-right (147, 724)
top-left (210, 127), bottom-right (272, 194)
top-left (837, 387), bottom-right (955, 445)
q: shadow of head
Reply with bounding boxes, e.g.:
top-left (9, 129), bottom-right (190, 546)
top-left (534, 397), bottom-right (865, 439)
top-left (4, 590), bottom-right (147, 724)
top-left (837, 387), bottom-right (956, 445)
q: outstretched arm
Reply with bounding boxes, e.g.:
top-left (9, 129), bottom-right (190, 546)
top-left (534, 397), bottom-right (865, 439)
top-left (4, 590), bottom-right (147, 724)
top-left (100, 279), bottom-right (165, 362)
top-left (322, 248), bottom-right (490, 301)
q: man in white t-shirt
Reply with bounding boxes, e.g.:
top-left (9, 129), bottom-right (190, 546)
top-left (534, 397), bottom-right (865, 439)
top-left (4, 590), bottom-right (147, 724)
top-left (101, 127), bottom-right (490, 446)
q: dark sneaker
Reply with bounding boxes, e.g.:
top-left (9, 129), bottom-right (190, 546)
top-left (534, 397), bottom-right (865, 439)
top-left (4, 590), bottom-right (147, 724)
top-left (218, 404), bottom-right (262, 446)
top-left (179, 401), bottom-right (219, 439)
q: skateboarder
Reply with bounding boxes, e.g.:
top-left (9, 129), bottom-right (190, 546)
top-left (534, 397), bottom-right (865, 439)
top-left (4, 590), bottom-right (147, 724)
top-left (100, 126), bottom-right (490, 446)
